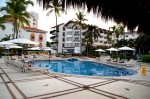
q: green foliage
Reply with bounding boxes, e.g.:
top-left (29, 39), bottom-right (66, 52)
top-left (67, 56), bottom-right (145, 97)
top-left (111, 55), bottom-right (135, 60)
top-left (55, 53), bottom-right (62, 57)
top-left (1, 0), bottom-right (33, 38)
top-left (0, 34), bottom-right (12, 42)
top-left (46, 41), bottom-right (51, 47)
top-left (141, 55), bottom-right (150, 63)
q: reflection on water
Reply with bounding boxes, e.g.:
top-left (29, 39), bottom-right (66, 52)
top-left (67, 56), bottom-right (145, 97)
top-left (30, 60), bottom-right (136, 76)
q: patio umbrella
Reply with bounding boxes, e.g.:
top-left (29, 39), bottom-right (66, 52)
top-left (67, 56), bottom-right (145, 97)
top-left (27, 47), bottom-right (42, 51)
top-left (7, 45), bottom-right (22, 49)
top-left (95, 49), bottom-right (105, 58)
top-left (8, 38), bottom-right (39, 45)
top-left (106, 48), bottom-right (119, 57)
top-left (118, 46), bottom-right (135, 59)
top-left (118, 46), bottom-right (135, 51)
top-left (0, 41), bottom-right (14, 65)
top-left (42, 47), bottom-right (53, 51)
top-left (0, 41), bottom-right (14, 54)
top-left (95, 49), bottom-right (106, 52)
top-left (7, 38), bottom-right (39, 54)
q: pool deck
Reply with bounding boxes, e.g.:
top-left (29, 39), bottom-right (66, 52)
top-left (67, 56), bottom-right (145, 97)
top-left (0, 58), bottom-right (150, 99)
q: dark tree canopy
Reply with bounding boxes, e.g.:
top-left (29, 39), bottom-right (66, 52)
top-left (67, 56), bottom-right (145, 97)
top-left (37, 0), bottom-right (150, 35)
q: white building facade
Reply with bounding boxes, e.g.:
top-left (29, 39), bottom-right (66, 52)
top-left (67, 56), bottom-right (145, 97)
top-left (28, 11), bottom-right (38, 28)
top-left (50, 21), bottom-right (110, 53)
top-left (0, 12), bottom-right (47, 48)
top-left (111, 31), bottom-right (139, 41)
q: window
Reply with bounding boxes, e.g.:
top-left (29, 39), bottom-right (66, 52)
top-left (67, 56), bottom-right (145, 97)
top-left (30, 33), bottom-right (35, 41)
top-left (63, 27), bottom-right (65, 31)
top-left (66, 43), bottom-right (72, 47)
top-left (74, 37), bottom-right (80, 41)
top-left (31, 36), bottom-right (34, 39)
top-left (66, 37), bottom-right (72, 41)
top-left (39, 34), bottom-right (43, 42)
top-left (104, 41), bottom-right (107, 44)
top-left (100, 36), bottom-right (103, 38)
top-left (39, 37), bottom-right (43, 41)
top-left (67, 31), bottom-right (72, 35)
top-left (33, 23), bottom-right (35, 25)
top-left (104, 37), bottom-right (107, 39)
top-left (62, 44), bottom-right (65, 47)
top-left (100, 41), bottom-right (103, 43)
top-left (75, 43), bottom-right (79, 47)
top-left (63, 32), bottom-right (65, 36)
top-left (67, 27), bottom-right (72, 29)
top-left (126, 35), bottom-right (128, 37)
top-left (74, 31), bottom-right (80, 36)
top-left (33, 19), bottom-right (35, 21)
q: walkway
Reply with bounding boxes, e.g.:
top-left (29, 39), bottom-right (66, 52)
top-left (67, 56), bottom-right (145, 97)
top-left (0, 59), bottom-right (150, 99)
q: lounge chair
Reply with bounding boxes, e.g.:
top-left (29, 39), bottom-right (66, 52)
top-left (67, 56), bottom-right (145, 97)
top-left (120, 59), bottom-right (137, 67)
top-left (23, 63), bottom-right (49, 74)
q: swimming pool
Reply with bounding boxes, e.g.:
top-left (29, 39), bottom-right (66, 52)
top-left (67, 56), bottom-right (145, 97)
top-left (30, 59), bottom-right (137, 76)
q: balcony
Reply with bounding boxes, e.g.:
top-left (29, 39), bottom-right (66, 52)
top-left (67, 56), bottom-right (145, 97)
top-left (74, 34), bottom-right (80, 36)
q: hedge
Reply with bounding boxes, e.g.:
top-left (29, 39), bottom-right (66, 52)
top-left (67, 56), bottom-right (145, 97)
top-left (141, 55), bottom-right (150, 63)
top-left (111, 55), bottom-right (135, 60)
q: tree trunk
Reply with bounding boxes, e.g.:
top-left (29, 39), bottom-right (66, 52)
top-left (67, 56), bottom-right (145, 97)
top-left (16, 22), bottom-right (19, 39)
top-left (13, 22), bottom-right (15, 39)
top-left (80, 27), bottom-right (82, 55)
top-left (55, 11), bottom-right (58, 53)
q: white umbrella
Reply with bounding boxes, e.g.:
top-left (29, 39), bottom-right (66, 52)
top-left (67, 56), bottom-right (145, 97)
top-left (106, 48), bottom-right (119, 56)
top-left (95, 49), bottom-right (106, 52)
top-left (106, 48), bottom-right (119, 52)
top-left (27, 47), bottom-right (42, 50)
top-left (118, 46), bottom-right (135, 59)
top-left (8, 39), bottom-right (39, 54)
top-left (43, 47), bottom-right (53, 51)
top-left (8, 38), bottom-right (39, 44)
top-left (0, 41), bottom-right (14, 45)
top-left (7, 45), bottom-right (22, 49)
top-left (95, 49), bottom-right (105, 59)
top-left (118, 46), bottom-right (135, 51)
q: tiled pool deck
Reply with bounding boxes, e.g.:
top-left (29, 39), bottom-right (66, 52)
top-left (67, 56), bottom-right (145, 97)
top-left (0, 58), bottom-right (150, 99)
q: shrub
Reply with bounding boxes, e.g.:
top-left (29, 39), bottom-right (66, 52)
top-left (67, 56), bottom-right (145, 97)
top-left (141, 55), bottom-right (150, 63)
top-left (111, 55), bottom-right (135, 60)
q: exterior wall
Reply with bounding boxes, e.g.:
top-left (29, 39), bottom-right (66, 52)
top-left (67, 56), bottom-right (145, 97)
top-left (0, 22), bottom-right (47, 48)
top-left (118, 32), bottom-right (139, 40)
top-left (29, 11), bottom-right (38, 28)
top-left (0, 22), bottom-right (14, 39)
top-left (111, 31), bottom-right (139, 41)
top-left (93, 32), bottom-right (110, 46)
top-left (19, 29), bottom-right (47, 48)
top-left (58, 24), bottom-right (64, 53)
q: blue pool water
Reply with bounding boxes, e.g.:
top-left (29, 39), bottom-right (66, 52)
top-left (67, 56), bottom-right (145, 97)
top-left (30, 59), bottom-right (137, 76)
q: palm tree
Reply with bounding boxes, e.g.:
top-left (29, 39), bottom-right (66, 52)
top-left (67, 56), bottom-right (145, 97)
top-left (73, 11), bottom-right (87, 54)
top-left (83, 24), bottom-right (100, 55)
top-left (83, 24), bottom-right (100, 45)
top-left (0, 34), bottom-right (12, 42)
top-left (0, 17), bottom-right (6, 30)
top-left (46, 0), bottom-right (64, 53)
top-left (109, 25), bottom-right (124, 43)
top-left (0, 0), bottom-right (33, 38)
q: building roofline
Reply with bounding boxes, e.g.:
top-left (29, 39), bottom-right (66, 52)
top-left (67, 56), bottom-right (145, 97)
top-left (51, 23), bottom-right (64, 28)
top-left (24, 27), bottom-right (47, 33)
top-left (64, 20), bottom-right (76, 26)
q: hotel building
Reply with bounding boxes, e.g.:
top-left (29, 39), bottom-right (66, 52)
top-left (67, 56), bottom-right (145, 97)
top-left (0, 12), bottom-right (47, 48)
